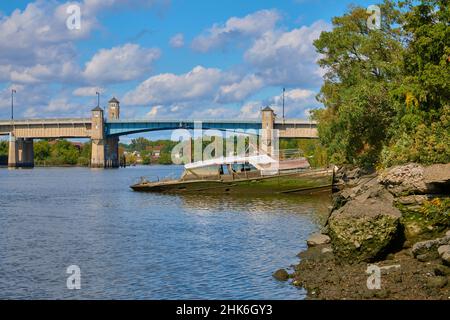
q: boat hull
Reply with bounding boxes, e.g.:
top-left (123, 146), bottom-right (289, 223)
top-left (131, 169), bottom-right (334, 195)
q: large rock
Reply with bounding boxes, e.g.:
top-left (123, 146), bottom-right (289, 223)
top-left (411, 235), bottom-right (450, 258)
top-left (442, 252), bottom-right (450, 265)
top-left (378, 163), bottom-right (450, 196)
top-left (328, 190), bottom-right (401, 263)
top-left (307, 233), bottom-right (331, 247)
top-left (272, 269), bottom-right (289, 281)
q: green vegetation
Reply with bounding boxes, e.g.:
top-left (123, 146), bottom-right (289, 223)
top-left (313, 0), bottom-right (449, 169)
top-left (34, 140), bottom-right (91, 166)
top-left (0, 140), bottom-right (7, 164)
top-left (123, 137), bottom-right (178, 165)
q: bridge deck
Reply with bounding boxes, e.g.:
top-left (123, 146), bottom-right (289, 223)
top-left (1, 118), bottom-right (318, 138)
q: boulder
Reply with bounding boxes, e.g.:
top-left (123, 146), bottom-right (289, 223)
top-left (272, 269), bottom-right (289, 281)
top-left (328, 193), bottom-right (401, 263)
top-left (423, 163), bottom-right (450, 185)
top-left (321, 247), bottom-right (333, 254)
top-left (412, 236), bottom-right (450, 258)
top-left (442, 252), bottom-right (450, 265)
top-left (447, 230), bottom-right (450, 237)
top-left (379, 163), bottom-right (450, 196)
top-left (307, 233), bottom-right (331, 247)
top-left (438, 245), bottom-right (450, 257)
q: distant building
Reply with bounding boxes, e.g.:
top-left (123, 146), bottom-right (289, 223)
top-left (145, 145), bottom-right (163, 159)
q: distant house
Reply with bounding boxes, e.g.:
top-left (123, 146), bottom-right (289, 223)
top-left (145, 145), bottom-right (163, 159)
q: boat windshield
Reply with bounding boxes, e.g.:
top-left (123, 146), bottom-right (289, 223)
top-left (231, 162), bottom-right (257, 173)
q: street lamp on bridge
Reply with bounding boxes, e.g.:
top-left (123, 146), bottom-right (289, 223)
top-left (11, 89), bottom-right (16, 120)
top-left (96, 91), bottom-right (100, 108)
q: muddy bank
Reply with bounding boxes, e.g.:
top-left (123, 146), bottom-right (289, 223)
top-left (279, 163), bottom-right (450, 300)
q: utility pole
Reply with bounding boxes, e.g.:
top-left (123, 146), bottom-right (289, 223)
top-left (96, 91), bottom-right (100, 108)
top-left (11, 89), bottom-right (16, 120)
top-left (282, 88), bottom-right (285, 123)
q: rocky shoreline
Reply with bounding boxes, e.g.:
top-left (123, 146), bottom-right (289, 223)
top-left (275, 163), bottom-right (450, 300)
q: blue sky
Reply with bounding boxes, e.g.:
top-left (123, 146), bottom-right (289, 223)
top-left (0, 0), bottom-right (376, 129)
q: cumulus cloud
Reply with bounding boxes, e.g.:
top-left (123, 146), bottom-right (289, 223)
top-left (72, 86), bottom-right (105, 97)
top-left (169, 33), bottom-right (185, 48)
top-left (238, 101), bottom-right (263, 119)
top-left (215, 74), bottom-right (264, 104)
top-left (191, 9), bottom-right (282, 52)
top-left (123, 65), bottom-right (233, 106)
top-left (0, 0), bottom-right (163, 85)
top-left (238, 88), bottom-right (319, 120)
top-left (83, 43), bottom-right (161, 84)
top-left (244, 20), bottom-right (330, 87)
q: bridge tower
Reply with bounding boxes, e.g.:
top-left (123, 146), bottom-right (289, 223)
top-left (261, 106), bottom-right (277, 157)
top-left (91, 106), bottom-right (105, 168)
top-left (108, 97), bottom-right (120, 120)
top-left (106, 97), bottom-right (120, 168)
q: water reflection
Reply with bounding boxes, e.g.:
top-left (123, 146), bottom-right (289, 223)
top-left (0, 166), bottom-right (331, 299)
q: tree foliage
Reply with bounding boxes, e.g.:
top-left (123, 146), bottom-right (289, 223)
top-left (313, 0), bottom-right (449, 168)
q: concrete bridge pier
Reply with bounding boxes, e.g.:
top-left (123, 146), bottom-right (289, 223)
top-left (8, 134), bottom-right (34, 168)
top-left (261, 107), bottom-right (275, 157)
top-left (105, 137), bottom-right (119, 168)
top-left (90, 104), bottom-right (120, 168)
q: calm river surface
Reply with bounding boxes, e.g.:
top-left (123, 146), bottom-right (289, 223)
top-left (0, 166), bottom-right (331, 300)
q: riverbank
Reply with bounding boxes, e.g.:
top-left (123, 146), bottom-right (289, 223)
top-left (283, 163), bottom-right (450, 300)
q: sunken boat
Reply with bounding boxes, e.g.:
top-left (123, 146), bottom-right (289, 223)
top-left (131, 153), bottom-right (335, 195)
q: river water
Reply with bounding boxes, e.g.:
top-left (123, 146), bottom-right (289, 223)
top-left (0, 166), bottom-right (331, 300)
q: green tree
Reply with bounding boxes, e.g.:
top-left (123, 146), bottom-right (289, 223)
top-left (50, 140), bottom-right (80, 165)
top-left (158, 153), bottom-right (173, 165)
top-left (381, 0), bottom-right (450, 166)
top-left (34, 140), bottom-right (51, 164)
top-left (313, 1), bottom-right (403, 168)
top-left (0, 141), bottom-right (8, 156)
top-left (78, 141), bottom-right (91, 166)
top-left (313, 1), bottom-right (449, 168)
top-left (129, 137), bottom-right (152, 152)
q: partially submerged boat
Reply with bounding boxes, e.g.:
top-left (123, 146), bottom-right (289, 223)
top-left (131, 154), bottom-right (335, 195)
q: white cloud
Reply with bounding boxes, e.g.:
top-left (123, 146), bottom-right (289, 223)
top-left (169, 33), bottom-right (184, 48)
top-left (191, 9), bottom-right (282, 52)
top-left (83, 43), bottom-right (161, 84)
top-left (239, 101), bottom-right (262, 119)
top-left (123, 65), bottom-right (233, 106)
top-left (72, 86), bottom-right (105, 97)
top-left (244, 20), bottom-right (330, 87)
top-left (146, 105), bottom-right (163, 118)
top-left (238, 88), bottom-right (319, 120)
top-left (215, 74), bottom-right (264, 103)
top-left (0, 0), bottom-right (164, 86)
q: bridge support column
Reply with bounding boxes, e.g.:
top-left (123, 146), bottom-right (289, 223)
top-left (8, 134), bottom-right (17, 167)
top-left (105, 137), bottom-right (119, 168)
top-left (22, 138), bottom-right (34, 168)
top-left (91, 139), bottom-right (105, 168)
top-left (261, 107), bottom-right (276, 157)
top-left (8, 135), bottom-right (34, 168)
